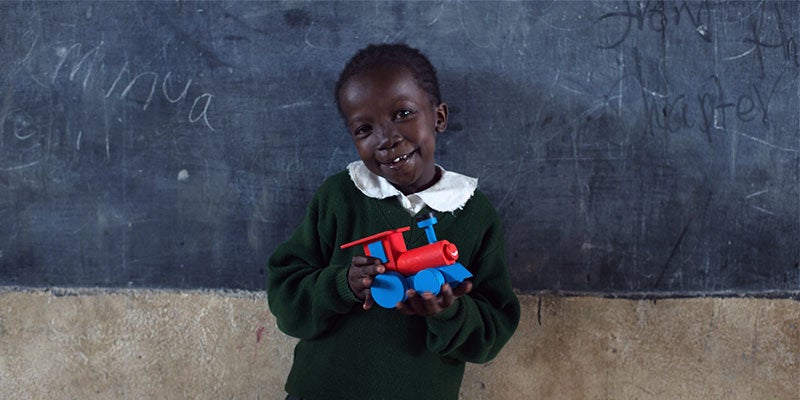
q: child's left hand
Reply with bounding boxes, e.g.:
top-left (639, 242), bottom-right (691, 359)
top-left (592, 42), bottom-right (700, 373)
top-left (395, 281), bottom-right (473, 317)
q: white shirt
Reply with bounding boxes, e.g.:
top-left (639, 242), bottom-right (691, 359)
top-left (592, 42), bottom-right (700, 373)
top-left (347, 160), bottom-right (478, 216)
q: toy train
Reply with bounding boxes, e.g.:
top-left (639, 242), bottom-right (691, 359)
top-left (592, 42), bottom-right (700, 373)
top-left (340, 214), bottom-right (472, 308)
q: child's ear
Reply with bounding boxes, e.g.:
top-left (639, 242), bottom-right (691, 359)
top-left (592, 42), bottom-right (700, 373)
top-left (434, 102), bottom-right (449, 133)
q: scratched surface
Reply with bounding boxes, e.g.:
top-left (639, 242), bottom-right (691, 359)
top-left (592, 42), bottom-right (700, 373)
top-left (0, 1), bottom-right (798, 295)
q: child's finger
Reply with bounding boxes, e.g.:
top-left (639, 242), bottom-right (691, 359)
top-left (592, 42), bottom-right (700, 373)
top-left (361, 275), bottom-right (373, 288)
top-left (363, 291), bottom-right (375, 310)
top-left (420, 291), bottom-right (440, 315)
top-left (395, 301), bottom-right (414, 315)
top-left (355, 258), bottom-right (384, 277)
top-left (451, 280), bottom-right (473, 297)
top-left (352, 255), bottom-right (380, 267)
top-left (438, 284), bottom-right (455, 308)
top-left (367, 261), bottom-right (385, 276)
top-left (402, 289), bottom-right (426, 315)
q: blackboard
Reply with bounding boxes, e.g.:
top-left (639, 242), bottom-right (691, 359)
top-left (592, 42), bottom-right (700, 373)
top-left (1, 1), bottom-right (798, 297)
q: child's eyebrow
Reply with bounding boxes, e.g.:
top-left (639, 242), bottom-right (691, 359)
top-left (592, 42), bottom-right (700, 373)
top-left (387, 94), bottom-right (421, 107)
top-left (345, 111), bottom-right (367, 123)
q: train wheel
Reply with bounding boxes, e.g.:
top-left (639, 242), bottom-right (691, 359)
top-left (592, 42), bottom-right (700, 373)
top-left (411, 268), bottom-right (445, 295)
top-left (371, 272), bottom-right (407, 308)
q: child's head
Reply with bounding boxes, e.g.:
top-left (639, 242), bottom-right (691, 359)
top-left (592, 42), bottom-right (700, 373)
top-left (335, 44), bottom-right (443, 114)
top-left (335, 43), bottom-right (448, 195)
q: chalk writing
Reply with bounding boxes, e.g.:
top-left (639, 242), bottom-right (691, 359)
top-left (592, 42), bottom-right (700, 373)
top-left (624, 70), bottom-right (791, 148)
top-left (588, 0), bottom-right (800, 155)
top-left (162, 71), bottom-right (193, 103)
top-left (52, 42), bottom-right (102, 88)
top-left (105, 63), bottom-right (159, 110)
top-left (188, 93), bottom-right (216, 131)
top-left (1, 37), bottom-right (218, 170)
top-left (696, 74), bottom-right (784, 140)
top-left (598, 2), bottom-right (799, 75)
top-left (102, 62), bottom-right (216, 131)
top-left (0, 108), bottom-right (43, 172)
top-left (739, 3), bottom-right (800, 77)
top-left (596, 1), bottom-right (713, 49)
top-left (49, 38), bottom-right (215, 131)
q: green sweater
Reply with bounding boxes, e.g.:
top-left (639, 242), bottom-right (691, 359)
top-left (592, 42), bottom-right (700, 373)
top-left (267, 170), bottom-right (520, 400)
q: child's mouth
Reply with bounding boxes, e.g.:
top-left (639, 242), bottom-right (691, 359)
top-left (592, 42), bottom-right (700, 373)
top-left (391, 153), bottom-right (411, 163)
top-left (384, 151), bottom-right (415, 169)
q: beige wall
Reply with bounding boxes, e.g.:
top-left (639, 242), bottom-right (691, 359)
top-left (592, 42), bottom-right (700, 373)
top-left (0, 288), bottom-right (797, 400)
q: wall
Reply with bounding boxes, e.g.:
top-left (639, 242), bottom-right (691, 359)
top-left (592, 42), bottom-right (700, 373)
top-left (1, 289), bottom-right (797, 400)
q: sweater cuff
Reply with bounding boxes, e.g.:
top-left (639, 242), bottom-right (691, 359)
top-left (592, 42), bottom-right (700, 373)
top-left (335, 265), bottom-right (360, 306)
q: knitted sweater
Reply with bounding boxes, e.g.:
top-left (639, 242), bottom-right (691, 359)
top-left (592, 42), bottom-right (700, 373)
top-left (267, 170), bottom-right (520, 400)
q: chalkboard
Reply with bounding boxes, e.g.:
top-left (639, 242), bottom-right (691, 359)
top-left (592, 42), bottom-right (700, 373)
top-left (1, 1), bottom-right (798, 297)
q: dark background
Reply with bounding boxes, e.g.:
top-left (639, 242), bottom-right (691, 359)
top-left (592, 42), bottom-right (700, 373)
top-left (1, 1), bottom-right (798, 297)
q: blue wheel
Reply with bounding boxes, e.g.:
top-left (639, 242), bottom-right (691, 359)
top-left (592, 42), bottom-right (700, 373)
top-left (411, 268), bottom-right (445, 295)
top-left (371, 272), bottom-right (407, 308)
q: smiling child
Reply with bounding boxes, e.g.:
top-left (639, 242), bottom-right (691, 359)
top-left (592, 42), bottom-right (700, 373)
top-left (267, 43), bottom-right (520, 400)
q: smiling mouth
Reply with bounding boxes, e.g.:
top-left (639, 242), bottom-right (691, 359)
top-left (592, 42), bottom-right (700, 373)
top-left (391, 153), bottom-right (411, 163)
top-left (383, 150), bottom-right (415, 167)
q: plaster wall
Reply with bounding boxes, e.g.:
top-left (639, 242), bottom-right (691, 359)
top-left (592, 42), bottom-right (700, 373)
top-left (0, 289), bottom-right (797, 400)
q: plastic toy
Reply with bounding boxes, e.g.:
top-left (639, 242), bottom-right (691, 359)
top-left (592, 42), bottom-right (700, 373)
top-left (340, 214), bottom-right (473, 308)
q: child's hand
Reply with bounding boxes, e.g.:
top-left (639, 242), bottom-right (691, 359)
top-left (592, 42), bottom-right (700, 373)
top-left (347, 256), bottom-right (385, 310)
top-left (395, 280), bottom-right (473, 317)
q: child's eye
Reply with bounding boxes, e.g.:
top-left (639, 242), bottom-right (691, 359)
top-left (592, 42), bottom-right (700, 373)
top-left (395, 109), bottom-right (412, 120)
top-left (354, 125), bottom-right (373, 137)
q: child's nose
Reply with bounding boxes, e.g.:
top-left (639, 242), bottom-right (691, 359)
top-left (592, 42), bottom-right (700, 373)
top-left (376, 124), bottom-right (403, 150)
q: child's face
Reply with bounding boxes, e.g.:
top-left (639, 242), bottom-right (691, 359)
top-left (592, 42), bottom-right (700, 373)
top-left (339, 66), bottom-right (448, 195)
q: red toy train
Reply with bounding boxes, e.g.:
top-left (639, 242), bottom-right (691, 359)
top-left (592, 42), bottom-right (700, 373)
top-left (340, 214), bottom-right (472, 308)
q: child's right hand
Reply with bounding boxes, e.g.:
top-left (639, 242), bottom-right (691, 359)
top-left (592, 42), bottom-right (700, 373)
top-left (347, 256), bottom-right (386, 310)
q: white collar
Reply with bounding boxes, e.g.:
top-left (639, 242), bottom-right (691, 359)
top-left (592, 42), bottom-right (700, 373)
top-left (347, 160), bottom-right (478, 215)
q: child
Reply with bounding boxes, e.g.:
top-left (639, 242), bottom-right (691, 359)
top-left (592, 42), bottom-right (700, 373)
top-left (267, 43), bottom-right (520, 400)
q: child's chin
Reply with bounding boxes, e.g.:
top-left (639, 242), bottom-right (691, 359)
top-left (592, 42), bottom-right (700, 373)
top-left (380, 165), bottom-right (415, 183)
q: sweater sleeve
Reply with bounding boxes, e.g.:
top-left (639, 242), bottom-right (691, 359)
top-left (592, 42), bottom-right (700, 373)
top-left (423, 206), bottom-right (521, 364)
top-left (266, 189), bottom-right (360, 340)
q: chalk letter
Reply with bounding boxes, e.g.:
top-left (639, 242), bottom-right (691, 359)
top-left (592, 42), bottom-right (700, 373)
top-left (162, 71), bottom-right (192, 103)
top-left (189, 93), bottom-right (215, 132)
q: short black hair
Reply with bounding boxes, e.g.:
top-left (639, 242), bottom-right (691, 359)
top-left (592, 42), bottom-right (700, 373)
top-left (334, 43), bottom-right (442, 116)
